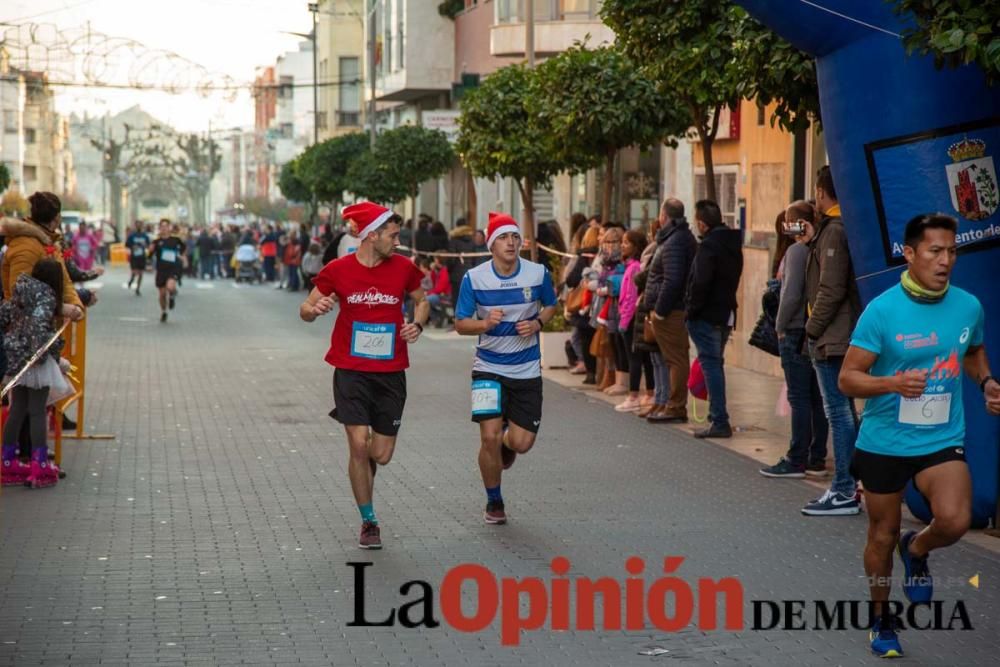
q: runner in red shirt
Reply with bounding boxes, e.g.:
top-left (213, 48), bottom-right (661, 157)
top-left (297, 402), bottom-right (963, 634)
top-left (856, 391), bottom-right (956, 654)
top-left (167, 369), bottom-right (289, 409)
top-left (300, 202), bottom-right (429, 549)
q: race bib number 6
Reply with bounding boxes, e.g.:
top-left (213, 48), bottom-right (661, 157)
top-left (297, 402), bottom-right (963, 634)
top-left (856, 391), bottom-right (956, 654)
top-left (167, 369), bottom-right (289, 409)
top-left (351, 322), bottom-right (396, 360)
top-left (899, 392), bottom-right (951, 427)
top-left (160, 249), bottom-right (178, 263)
top-left (471, 379), bottom-right (502, 416)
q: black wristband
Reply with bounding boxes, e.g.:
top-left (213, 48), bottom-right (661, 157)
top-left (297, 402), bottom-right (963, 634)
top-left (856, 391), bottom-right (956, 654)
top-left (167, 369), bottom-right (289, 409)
top-left (414, 322), bottom-right (424, 333)
top-left (980, 376), bottom-right (995, 393)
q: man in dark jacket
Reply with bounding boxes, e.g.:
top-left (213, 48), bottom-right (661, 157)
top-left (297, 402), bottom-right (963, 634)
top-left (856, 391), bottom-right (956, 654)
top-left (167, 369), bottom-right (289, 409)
top-left (196, 228), bottom-right (218, 280)
top-left (685, 199), bottom-right (744, 438)
top-left (219, 226), bottom-right (237, 278)
top-left (801, 165), bottom-right (862, 516)
top-left (645, 198), bottom-right (697, 422)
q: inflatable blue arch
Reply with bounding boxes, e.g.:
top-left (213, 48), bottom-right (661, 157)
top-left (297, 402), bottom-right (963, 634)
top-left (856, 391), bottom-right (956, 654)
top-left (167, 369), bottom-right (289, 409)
top-left (737, 0), bottom-right (1000, 526)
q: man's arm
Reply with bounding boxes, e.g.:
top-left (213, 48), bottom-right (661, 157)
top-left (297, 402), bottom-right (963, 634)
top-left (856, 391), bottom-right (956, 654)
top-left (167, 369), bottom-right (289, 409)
top-left (805, 225), bottom-right (850, 339)
top-left (963, 345), bottom-right (1000, 415)
top-left (299, 287), bottom-right (336, 322)
top-left (683, 245), bottom-right (713, 319)
top-left (839, 345), bottom-right (926, 399)
top-left (400, 287), bottom-right (429, 343)
top-left (514, 305), bottom-right (556, 337)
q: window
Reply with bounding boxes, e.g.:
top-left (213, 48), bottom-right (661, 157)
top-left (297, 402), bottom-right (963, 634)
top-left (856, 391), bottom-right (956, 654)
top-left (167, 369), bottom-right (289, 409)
top-left (25, 128), bottom-right (36, 144)
top-left (280, 122), bottom-right (293, 138)
top-left (337, 111), bottom-right (361, 127)
top-left (694, 167), bottom-right (739, 227)
top-left (24, 165), bottom-right (37, 181)
top-left (278, 75), bottom-right (293, 100)
top-left (339, 57), bottom-right (360, 118)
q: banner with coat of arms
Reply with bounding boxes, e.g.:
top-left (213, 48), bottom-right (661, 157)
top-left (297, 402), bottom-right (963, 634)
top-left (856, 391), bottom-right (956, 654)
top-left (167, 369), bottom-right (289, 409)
top-left (865, 118), bottom-right (1000, 265)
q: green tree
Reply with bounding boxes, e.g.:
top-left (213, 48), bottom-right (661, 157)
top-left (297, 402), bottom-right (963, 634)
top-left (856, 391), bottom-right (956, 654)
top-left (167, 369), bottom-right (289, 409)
top-left (373, 124), bottom-right (455, 201)
top-left (892, 0), bottom-right (1000, 81)
top-left (457, 63), bottom-right (578, 259)
top-left (278, 158), bottom-right (311, 203)
top-left (0, 163), bottom-right (10, 193)
top-left (601, 0), bottom-right (819, 202)
top-left (298, 132), bottom-right (371, 204)
top-left (345, 151), bottom-right (410, 204)
top-left (532, 44), bottom-right (691, 223)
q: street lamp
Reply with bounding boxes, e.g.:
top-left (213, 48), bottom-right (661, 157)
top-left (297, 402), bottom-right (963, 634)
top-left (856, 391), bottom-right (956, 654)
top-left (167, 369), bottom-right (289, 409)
top-left (308, 3), bottom-right (319, 146)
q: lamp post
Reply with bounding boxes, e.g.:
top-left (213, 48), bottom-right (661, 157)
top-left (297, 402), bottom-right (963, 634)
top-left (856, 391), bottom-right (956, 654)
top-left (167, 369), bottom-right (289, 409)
top-left (308, 3), bottom-right (319, 146)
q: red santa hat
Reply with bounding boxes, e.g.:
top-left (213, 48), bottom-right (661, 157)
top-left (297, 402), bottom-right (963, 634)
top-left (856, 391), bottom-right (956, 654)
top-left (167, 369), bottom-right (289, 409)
top-left (485, 212), bottom-right (520, 249)
top-left (341, 201), bottom-right (396, 239)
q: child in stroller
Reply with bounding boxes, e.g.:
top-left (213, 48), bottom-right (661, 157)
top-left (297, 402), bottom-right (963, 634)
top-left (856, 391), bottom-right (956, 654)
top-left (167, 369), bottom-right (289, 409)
top-left (234, 243), bottom-right (261, 283)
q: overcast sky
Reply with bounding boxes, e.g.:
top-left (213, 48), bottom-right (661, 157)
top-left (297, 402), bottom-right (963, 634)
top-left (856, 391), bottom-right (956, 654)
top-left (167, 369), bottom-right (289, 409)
top-left (2, 0), bottom-right (315, 131)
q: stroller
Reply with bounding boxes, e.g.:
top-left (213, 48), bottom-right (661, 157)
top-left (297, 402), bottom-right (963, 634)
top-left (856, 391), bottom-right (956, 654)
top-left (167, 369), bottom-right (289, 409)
top-left (234, 244), bottom-right (262, 283)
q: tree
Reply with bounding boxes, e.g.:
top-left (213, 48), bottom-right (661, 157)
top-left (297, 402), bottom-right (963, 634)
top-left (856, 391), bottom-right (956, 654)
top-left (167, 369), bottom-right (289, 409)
top-left (531, 44), bottom-right (691, 223)
top-left (893, 0), bottom-right (1000, 82)
top-left (0, 163), bottom-right (9, 193)
top-left (601, 0), bottom-right (819, 202)
top-left (297, 133), bottom-right (370, 205)
top-left (278, 158), bottom-right (311, 203)
top-left (371, 125), bottom-right (455, 202)
top-left (345, 152), bottom-right (410, 204)
top-left (457, 63), bottom-right (578, 259)
top-left (58, 191), bottom-right (90, 212)
top-left (0, 191), bottom-right (29, 217)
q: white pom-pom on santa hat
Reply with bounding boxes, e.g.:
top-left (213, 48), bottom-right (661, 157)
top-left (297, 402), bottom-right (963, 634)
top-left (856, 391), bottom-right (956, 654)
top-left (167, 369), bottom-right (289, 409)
top-left (485, 211), bottom-right (520, 249)
top-left (342, 201), bottom-right (396, 238)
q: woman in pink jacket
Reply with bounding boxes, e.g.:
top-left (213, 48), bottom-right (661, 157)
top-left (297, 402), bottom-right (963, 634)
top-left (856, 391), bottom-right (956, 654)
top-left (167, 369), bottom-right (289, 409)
top-left (71, 221), bottom-right (100, 272)
top-left (615, 230), bottom-right (653, 412)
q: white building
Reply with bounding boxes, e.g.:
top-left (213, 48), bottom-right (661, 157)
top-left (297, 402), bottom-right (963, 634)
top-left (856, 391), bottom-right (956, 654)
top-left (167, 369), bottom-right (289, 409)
top-left (270, 39), bottom-right (316, 200)
top-left (0, 57), bottom-right (26, 191)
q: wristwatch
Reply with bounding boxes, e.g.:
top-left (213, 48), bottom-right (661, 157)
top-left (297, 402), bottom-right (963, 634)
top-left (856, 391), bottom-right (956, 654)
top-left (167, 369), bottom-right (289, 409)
top-left (414, 322), bottom-right (424, 333)
top-left (980, 375), bottom-right (996, 393)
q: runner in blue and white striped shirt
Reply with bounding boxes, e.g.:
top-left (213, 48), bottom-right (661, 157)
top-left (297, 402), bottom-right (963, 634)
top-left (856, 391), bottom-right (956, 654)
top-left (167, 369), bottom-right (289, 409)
top-left (455, 212), bottom-right (558, 525)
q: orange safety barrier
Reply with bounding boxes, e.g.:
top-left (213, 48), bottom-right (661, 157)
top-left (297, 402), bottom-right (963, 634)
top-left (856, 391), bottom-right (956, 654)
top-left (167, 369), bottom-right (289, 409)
top-left (55, 313), bottom-right (115, 464)
top-left (110, 242), bottom-right (129, 266)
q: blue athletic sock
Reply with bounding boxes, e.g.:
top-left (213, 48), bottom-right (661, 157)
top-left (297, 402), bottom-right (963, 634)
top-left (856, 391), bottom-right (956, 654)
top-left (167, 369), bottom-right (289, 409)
top-left (486, 485), bottom-right (503, 504)
top-left (358, 503), bottom-right (377, 525)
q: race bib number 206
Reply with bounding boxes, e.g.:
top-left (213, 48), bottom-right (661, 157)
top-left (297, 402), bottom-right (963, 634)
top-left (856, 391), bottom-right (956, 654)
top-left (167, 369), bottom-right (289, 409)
top-left (351, 322), bottom-right (396, 360)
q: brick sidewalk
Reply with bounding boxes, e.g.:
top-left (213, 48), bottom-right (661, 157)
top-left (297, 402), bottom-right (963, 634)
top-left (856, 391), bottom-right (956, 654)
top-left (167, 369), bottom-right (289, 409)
top-left (1, 269), bottom-right (999, 666)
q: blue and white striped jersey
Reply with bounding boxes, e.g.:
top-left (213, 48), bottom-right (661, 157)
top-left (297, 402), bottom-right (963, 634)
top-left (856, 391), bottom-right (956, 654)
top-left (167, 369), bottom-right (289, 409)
top-left (455, 259), bottom-right (558, 379)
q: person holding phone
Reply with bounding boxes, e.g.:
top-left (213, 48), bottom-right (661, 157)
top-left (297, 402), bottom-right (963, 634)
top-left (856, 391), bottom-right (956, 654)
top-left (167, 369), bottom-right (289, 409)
top-left (761, 201), bottom-right (830, 479)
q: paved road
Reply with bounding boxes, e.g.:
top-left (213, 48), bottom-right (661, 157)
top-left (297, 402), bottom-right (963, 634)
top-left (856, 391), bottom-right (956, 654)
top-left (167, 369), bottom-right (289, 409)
top-left (1, 268), bottom-right (999, 666)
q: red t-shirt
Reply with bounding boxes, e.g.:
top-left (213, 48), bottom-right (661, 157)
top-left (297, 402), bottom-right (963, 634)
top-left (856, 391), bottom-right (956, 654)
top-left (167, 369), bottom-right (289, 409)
top-left (312, 253), bottom-right (424, 372)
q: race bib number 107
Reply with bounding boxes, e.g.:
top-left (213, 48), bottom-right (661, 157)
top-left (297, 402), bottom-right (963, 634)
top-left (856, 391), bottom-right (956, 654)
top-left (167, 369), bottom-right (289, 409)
top-left (471, 379), bottom-right (502, 416)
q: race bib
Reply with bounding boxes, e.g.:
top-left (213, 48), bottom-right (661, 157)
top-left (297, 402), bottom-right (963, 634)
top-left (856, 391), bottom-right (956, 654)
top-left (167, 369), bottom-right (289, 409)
top-left (132, 245), bottom-right (145, 256)
top-left (471, 379), bottom-right (502, 416)
top-left (899, 393), bottom-right (951, 426)
top-left (160, 249), bottom-right (178, 263)
top-left (351, 322), bottom-right (396, 360)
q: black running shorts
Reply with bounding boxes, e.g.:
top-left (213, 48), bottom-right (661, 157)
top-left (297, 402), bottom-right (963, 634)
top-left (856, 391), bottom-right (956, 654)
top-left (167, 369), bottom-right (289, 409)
top-left (155, 268), bottom-right (180, 288)
top-left (129, 256), bottom-right (147, 271)
top-left (850, 445), bottom-right (967, 495)
top-left (470, 371), bottom-right (543, 434)
top-left (331, 368), bottom-right (407, 437)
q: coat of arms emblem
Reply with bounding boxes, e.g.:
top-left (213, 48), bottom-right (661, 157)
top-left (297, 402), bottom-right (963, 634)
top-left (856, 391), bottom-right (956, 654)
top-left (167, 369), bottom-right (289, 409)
top-left (946, 137), bottom-right (998, 221)
top-left (523, 286), bottom-right (533, 302)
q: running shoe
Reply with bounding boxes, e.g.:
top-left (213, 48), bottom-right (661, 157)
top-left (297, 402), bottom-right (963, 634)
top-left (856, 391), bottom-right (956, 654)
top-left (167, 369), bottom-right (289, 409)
top-left (897, 530), bottom-right (932, 602)
top-left (801, 489), bottom-right (860, 516)
top-left (359, 521), bottom-right (382, 549)
top-left (869, 616), bottom-right (903, 658)
top-left (759, 458), bottom-right (805, 478)
top-left (160, 312), bottom-right (167, 323)
top-left (568, 362), bottom-right (587, 375)
top-left (484, 500), bottom-right (507, 525)
top-left (168, 295), bottom-right (175, 310)
top-left (135, 289), bottom-right (141, 297)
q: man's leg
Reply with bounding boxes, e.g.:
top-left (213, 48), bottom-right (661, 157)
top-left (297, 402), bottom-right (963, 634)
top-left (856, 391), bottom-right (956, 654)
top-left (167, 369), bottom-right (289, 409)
top-left (158, 287), bottom-right (168, 312)
top-left (478, 417), bottom-right (504, 491)
top-left (780, 331), bottom-right (814, 468)
top-left (687, 319), bottom-right (730, 429)
top-left (812, 357), bottom-right (858, 497)
top-left (910, 461), bottom-right (972, 556)
top-left (346, 425), bottom-right (398, 512)
top-left (659, 312), bottom-right (690, 418)
top-left (863, 489), bottom-right (904, 618)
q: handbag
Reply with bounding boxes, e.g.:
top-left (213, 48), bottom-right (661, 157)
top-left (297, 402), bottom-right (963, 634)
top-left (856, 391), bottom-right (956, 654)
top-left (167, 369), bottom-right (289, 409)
top-left (564, 285), bottom-right (585, 316)
top-left (749, 310), bottom-right (780, 356)
top-left (643, 312), bottom-right (657, 344)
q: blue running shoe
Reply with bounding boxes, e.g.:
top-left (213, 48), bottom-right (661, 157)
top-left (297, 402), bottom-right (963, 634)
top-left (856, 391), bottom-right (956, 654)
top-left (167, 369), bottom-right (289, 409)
top-left (897, 530), bottom-right (932, 603)
top-left (869, 617), bottom-right (903, 658)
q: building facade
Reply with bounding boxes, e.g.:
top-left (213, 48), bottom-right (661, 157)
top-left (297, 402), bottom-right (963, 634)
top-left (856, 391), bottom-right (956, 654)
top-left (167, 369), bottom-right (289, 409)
top-left (316, 0), bottom-right (365, 141)
top-left (270, 40), bottom-right (316, 200)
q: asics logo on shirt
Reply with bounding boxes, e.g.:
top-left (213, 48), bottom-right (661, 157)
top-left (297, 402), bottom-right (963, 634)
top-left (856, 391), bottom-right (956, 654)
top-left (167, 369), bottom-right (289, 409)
top-left (960, 327), bottom-right (970, 344)
top-left (347, 287), bottom-right (400, 306)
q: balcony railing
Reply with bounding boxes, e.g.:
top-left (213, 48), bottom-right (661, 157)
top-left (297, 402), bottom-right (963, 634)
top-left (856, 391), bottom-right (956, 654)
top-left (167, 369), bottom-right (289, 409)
top-left (496, 0), bottom-right (603, 23)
